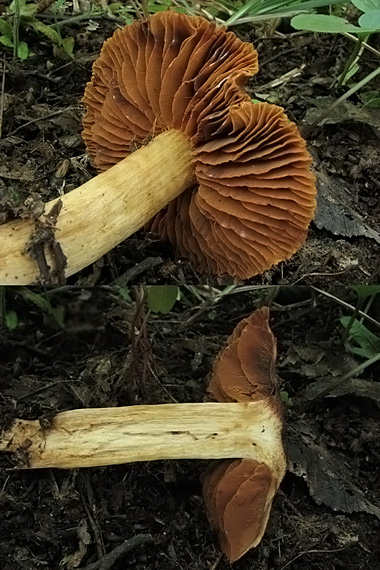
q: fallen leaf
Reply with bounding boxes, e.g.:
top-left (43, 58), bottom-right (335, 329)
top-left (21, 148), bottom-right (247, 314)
top-left (302, 377), bottom-right (380, 407)
top-left (288, 421), bottom-right (380, 519)
top-left (314, 169), bottom-right (380, 243)
top-left (304, 96), bottom-right (380, 134)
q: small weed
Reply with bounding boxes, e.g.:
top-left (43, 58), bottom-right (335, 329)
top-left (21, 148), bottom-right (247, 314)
top-left (292, 0), bottom-right (380, 112)
top-left (4, 310), bottom-right (18, 330)
top-left (0, 0), bottom-right (75, 60)
top-left (341, 316), bottom-right (380, 358)
top-left (359, 89), bottom-right (380, 106)
top-left (146, 285), bottom-right (180, 315)
top-left (340, 285), bottom-right (380, 357)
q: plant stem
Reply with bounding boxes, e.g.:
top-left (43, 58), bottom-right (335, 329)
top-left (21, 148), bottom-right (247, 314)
top-left (339, 295), bottom-right (363, 348)
top-left (12, 0), bottom-right (21, 60)
top-left (0, 287), bottom-right (5, 329)
top-left (337, 34), bottom-right (367, 88)
top-left (311, 287), bottom-right (380, 331)
top-left (342, 32), bottom-right (380, 59)
top-left (360, 294), bottom-right (376, 324)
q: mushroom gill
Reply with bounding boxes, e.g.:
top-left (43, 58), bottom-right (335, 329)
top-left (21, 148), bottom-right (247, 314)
top-left (203, 307), bottom-right (286, 562)
top-left (83, 11), bottom-right (316, 279)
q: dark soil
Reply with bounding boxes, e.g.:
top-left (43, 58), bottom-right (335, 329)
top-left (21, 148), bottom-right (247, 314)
top-left (0, 285), bottom-right (380, 570)
top-left (0, 10), bottom-right (379, 285)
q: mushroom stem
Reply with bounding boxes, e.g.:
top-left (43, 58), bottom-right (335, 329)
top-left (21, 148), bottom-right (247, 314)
top-left (0, 129), bottom-right (194, 285)
top-left (0, 402), bottom-right (284, 474)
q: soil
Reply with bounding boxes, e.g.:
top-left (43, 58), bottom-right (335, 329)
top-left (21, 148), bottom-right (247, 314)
top-left (0, 285), bottom-right (380, 570)
top-left (0, 10), bottom-right (379, 285)
top-left (0, 5), bottom-right (380, 570)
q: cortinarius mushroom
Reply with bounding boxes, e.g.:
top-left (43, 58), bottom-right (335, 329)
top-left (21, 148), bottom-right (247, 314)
top-left (204, 307), bottom-right (285, 561)
top-left (0, 11), bottom-right (315, 284)
top-left (0, 307), bottom-right (285, 561)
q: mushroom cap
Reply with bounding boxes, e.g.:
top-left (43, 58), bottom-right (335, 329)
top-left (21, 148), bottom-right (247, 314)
top-left (208, 306), bottom-right (279, 403)
top-left (202, 458), bottom-right (277, 562)
top-left (203, 307), bottom-right (286, 562)
top-left (83, 11), bottom-right (316, 279)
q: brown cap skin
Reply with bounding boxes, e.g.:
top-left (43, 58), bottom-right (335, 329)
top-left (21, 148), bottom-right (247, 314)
top-left (203, 307), bottom-right (286, 562)
top-left (83, 12), bottom-right (316, 279)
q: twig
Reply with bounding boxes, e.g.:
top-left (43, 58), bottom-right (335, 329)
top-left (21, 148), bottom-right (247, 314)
top-left (257, 65), bottom-right (306, 91)
top-left (9, 108), bottom-right (76, 136)
top-left (342, 32), bottom-right (380, 59)
top-left (79, 472), bottom-right (105, 559)
top-left (311, 287), bottom-right (380, 331)
top-left (81, 534), bottom-right (153, 570)
top-left (209, 552), bottom-right (223, 570)
top-left (279, 547), bottom-right (346, 570)
top-left (0, 56), bottom-right (6, 139)
top-left (111, 257), bottom-right (163, 287)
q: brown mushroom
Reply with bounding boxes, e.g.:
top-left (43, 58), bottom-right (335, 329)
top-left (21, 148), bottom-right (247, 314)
top-left (83, 11), bottom-right (316, 279)
top-left (0, 307), bottom-right (285, 561)
top-left (203, 307), bottom-right (285, 562)
top-left (0, 11), bottom-right (315, 284)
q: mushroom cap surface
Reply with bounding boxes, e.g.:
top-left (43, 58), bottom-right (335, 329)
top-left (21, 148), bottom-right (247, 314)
top-left (204, 307), bottom-right (286, 561)
top-left (83, 11), bottom-right (316, 279)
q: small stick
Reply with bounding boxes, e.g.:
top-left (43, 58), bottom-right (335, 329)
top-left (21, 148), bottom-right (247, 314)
top-left (82, 533), bottom-right (153, 570)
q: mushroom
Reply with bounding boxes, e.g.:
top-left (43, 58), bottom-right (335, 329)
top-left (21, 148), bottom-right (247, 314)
top-left (0, 11), bottom-right (316, 285)
top-left (0, 307), bottom-right (285, 562)
top-left (203, 306), bottom-right (285, 562)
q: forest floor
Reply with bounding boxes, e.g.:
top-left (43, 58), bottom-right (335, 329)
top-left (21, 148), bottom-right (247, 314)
top-left (0, 7), bottom-right (380, 285)
top-left (0, 285), bottom-right (380, 570)
top-left (0, 4), bottom-right (380, 570)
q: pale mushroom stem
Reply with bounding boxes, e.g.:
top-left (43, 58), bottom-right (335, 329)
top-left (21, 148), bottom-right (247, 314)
top-left (0, 401), bottom-right (283, 470)
top-left (0, 129), bottom-right (194, 285)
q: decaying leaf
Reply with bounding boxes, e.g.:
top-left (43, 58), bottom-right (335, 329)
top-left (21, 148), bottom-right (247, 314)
top-left (302, 376), bottom-right (380, 407)
top-left (314, 169), bottom-right (380, 243)
top-left (304, 96), bottom-right (380, 134)
top-left (280, 344), bottom-right (358, 380)
top-left (288, 421), bottom-right (380, 519)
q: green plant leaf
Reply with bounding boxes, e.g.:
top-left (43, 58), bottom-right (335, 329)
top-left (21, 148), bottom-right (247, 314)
top-left (5, 310), bottom-right (18, 330)
top-left (117, 286), bottom-right (132, 302)
top-left (108, 2), bottom-right (123, 12)
top-left (18, 288), bottom-right (64, 327)
top-left (54, 0), bottom-right (69, 12)
top-left (0, 35), bottom-right (14, 47)
top-left (61, 36), bottom-right (74, 56)
top-left (351, 285), bottom-right (380, 302)
top-left (358, 9), bottom-right (380, 29)
top-left (291, 13), bottom-right (371, 33)
top-left (18, 2), bottom-right (38, 17)
top-left (341, 316), bottom-right (380, 359)
top-left (0, 19), bottom-right (13, 37)
top-left (360, 90), bottom-right (380, 107)
top-left (17, 41), bottom-right (29, 59)
top-left (51, 305), bottom-right (65, 326)
top-left (146, 285), bottom-right (179, 314)
top-left (9, 0), bottom-right (26, 12)
top-left (352, 0), bottom-right (380, 12)
top-left (342, 61), bottom-right (360, 84)
top-left (29, 19), bottom-right (61, 43)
